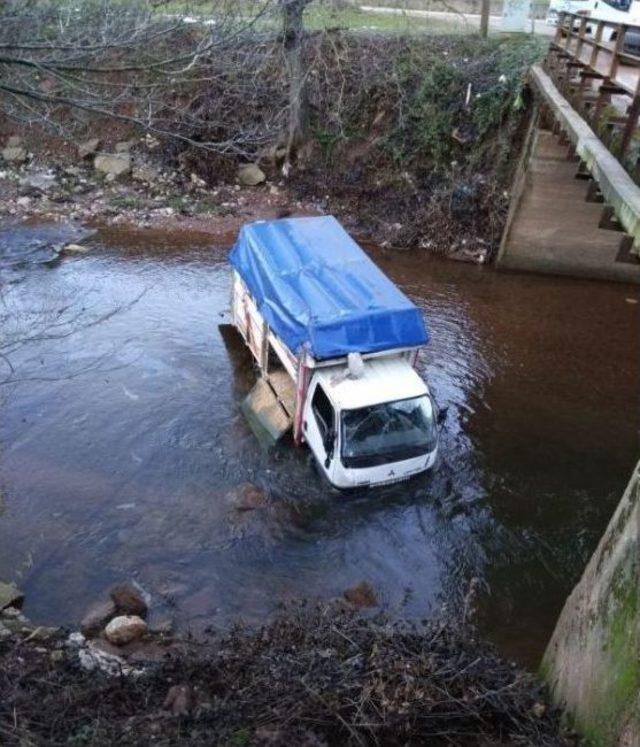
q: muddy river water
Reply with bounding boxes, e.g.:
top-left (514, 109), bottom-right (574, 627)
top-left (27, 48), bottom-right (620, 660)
top-left (1, 222), bottom-right (638, 667)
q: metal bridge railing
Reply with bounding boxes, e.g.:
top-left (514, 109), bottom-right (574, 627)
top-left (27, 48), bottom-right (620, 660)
top-left (546, 11), bottom-right (640, 180)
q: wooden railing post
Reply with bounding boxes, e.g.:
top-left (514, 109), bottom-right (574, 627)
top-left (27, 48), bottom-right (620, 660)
top-left (555, 12), bottom-right (565, 45)
top-left (609, 23), bottom-right (627, 81)
top-left (620, 78), bottom-right (640, 161)
top-left (544, 11), bottom-right (640, 184)
top-left (576, 15), bottom-right (588, 59)
top-left (590, 20), bottom-right (604, 68)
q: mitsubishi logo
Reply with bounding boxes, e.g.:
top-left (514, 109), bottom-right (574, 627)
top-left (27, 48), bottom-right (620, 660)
top-left (388, 469), bottom-right (395, 477)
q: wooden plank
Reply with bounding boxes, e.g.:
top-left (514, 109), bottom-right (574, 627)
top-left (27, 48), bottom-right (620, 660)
top-left (241, 378), bottom-right (292, 446)
top-left (267, 369), bottom-right (297, 417)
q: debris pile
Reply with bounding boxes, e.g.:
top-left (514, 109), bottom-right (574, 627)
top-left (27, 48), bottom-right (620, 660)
top-left (0, 601), bottom-right (577, 745)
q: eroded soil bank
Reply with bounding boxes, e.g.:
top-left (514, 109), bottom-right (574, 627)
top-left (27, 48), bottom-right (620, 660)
top-left (0, 33), bottom-right (544, 257)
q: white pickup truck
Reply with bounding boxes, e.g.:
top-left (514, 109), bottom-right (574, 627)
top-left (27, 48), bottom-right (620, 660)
top-left (228, 216), bottom-right (440, 490)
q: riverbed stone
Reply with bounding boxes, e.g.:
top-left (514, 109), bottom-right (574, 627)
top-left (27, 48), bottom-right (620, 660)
top-left (163, 684), bottom-right (194, 716)
top-left (104, 615), bottom-right (147, 646)
top-left (63, 243), bottom-right (90, 254)
top-left (132, 164), bottom-right (160, 183)
top-left (225, 483), bottom-right (268, 511)
top-left (238, 163), bottom-right (266, 186)
top-left (0, 582), bottom-right (24, 610)
top-left (94, 153), bottom-right (131, 178)
top-left (80, 599), bottom-right (117, 637)
top-left (77, 138), bottom-right (101, 159)
top-left (109, 583), bottom-right (148, 618)
top-left (2, 145), bottom-right (27, 164)
top-left (343, 581), bottom-right (378, 608)
top-left (115, 139), bottom-right (137, 153)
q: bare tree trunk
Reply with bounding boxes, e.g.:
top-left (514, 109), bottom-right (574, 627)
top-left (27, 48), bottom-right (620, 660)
top-left (480, 0), bottom-right (490, 37)
top-left (280, 0), bottom-right (312, 172)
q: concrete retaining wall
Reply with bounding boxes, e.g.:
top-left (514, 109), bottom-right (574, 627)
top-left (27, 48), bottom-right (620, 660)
top-left (542, 460), bottom-right (639, 746)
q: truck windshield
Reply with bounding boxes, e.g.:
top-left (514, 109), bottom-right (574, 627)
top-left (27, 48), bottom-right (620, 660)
top-left (341, 395), bottom-right (437, 468)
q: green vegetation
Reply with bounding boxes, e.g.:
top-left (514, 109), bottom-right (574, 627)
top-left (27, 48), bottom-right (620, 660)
top-left (292, 32), bottom-right (544, 248)
top-left (583, 575), bottom-right (639, 746)
top-left (303, 4), bottom-right (472, 34)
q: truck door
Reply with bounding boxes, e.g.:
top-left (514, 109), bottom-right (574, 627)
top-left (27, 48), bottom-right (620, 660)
top-left (303, 382), bottom-right (336, 472)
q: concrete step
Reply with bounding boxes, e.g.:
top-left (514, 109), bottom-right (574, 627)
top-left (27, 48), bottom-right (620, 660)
top-left (498, 125), bottom-right (640, 283)
top-left (528, 158), bottom-right (584, 180)
top-left (534, 130), bottom-right (572, 160)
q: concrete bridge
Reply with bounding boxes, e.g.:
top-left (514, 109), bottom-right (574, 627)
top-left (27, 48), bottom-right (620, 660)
top-left (497, 12), bottom-right (640, 284)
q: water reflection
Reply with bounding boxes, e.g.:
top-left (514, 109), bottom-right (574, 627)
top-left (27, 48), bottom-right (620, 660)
top-left (0, 223), bottom-right (637, 668)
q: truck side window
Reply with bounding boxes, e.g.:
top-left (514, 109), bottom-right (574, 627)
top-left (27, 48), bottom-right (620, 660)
top-left (311, 385), bottom-right (333, 438)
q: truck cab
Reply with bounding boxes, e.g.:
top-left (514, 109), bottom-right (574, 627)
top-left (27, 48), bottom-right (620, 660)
top-left (547, 0), bottom-right (640, 34)
top-left (303, 358), bottom-right (439, 489)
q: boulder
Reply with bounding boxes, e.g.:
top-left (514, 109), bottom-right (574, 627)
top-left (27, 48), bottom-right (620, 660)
top-left (0, 581), bottom-right (24, 610)
top-left (237, 163), bottom-right (266, 187)
top-left (94, 153), bottom-right (131, 178)
top-left (77, 138), bottom-right (101, 160)
top-left (343, 581), bottom-right (378, 608)
top-left (2, 145), bottom-right (27, 164)
top-left (104, 615), bottom-right (147, 646)
top-left (80, 599), bottom-right (116, 638)
top-left (109, 583), bottom-right (148, 618)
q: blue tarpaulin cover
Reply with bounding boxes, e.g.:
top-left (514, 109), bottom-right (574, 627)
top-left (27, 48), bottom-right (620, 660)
top-left (229, 216), bottom-right (429, 360)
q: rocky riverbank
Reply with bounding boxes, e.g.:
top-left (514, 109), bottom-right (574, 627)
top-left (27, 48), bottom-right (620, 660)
top-left (0, 133), bottom-right (349, 246)
top-left (0, 578), bottom-right (581, 746)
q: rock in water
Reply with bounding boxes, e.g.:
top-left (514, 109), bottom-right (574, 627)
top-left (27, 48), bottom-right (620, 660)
top-left (343, 581), bottom-right (378, 608)
top-left (77, 138), bottom-right (101, 160)
top-left (225, 483), bottom-right (268, 511)
top-left (80, 599), bottom-right (116, 638)
top-left (109, 583), bottom-right (148, 618)
top-left (0, 581), bottom-right (24, 610)
top-left (104, 615), bottom-right (147, 645)
top-left (94, 154), bottom-right (131, 178)
top-left (238, 163), bottom-right (266, 186)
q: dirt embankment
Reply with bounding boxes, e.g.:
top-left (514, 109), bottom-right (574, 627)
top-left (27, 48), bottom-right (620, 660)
top-left (0, 33), bottom-right (544, 257)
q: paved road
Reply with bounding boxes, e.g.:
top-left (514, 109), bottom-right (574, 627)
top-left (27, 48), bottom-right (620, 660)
top-left (359, 4), bottom-right (555, 36)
